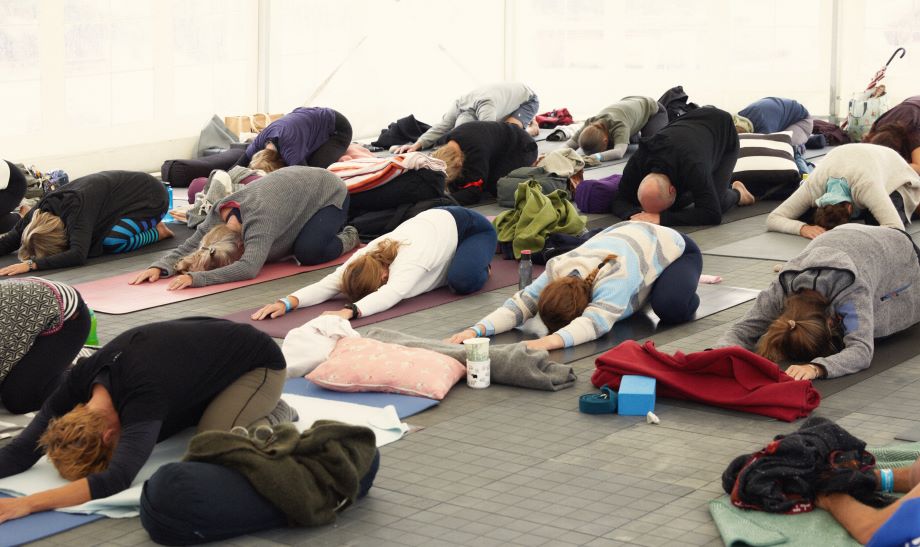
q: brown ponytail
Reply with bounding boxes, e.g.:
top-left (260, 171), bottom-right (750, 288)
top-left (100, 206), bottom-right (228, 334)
top-left (538, 254), bottom-right (618, 333)
top-left (756, 289), bottom-right (842, 363)
top-left (341, 239), bottom-right (402, 302)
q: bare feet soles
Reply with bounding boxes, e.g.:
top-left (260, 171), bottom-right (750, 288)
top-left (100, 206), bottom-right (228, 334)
top-left (733, 181), bottom-right (755, 206)
top-left (156, 222), bottom-right (175, 240)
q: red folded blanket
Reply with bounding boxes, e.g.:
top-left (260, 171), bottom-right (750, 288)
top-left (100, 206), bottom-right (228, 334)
top-left (591, 341), bottom-right (820, 422)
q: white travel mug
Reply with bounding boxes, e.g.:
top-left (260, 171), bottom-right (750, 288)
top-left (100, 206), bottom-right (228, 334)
top-left (462, 338), bottom-right (491, 388)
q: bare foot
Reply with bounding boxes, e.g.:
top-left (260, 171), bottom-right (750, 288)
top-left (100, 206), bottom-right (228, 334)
top-left (733, 181), bottom-right (755, 206)
top-left (156, 222), bottom-right (174, 240)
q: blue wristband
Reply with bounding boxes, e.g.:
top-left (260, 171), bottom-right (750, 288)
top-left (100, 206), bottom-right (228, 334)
top-left (880, 468), bottom-right (894, 493)
top-left (471, 325), bottom-right (483, 337)
top-left (594, 153), bottom-right (602, 161)
top-left (280, 297), bottom-right (293, 312)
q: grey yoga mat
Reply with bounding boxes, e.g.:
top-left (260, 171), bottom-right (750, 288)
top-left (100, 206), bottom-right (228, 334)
top-left (704, 221), bottom-right (920, 261)
top-left (489, 283), bottom-right (760, 364)
top-left (817, 321), bottom-right (920, 399)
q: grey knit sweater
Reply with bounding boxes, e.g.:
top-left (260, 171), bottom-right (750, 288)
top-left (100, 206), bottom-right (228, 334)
top-left (150, 166), bottom-right (347, 287)
top-left (717, 224), bottom-right (920, 377)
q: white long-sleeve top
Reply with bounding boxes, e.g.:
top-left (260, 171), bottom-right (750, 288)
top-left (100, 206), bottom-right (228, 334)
top-left (288, 209), bottom-right (459, 317)
top-left (766, 143), bottom-right (920, 235)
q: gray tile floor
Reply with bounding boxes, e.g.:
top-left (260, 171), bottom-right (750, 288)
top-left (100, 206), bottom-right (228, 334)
top-left (15, 156), bottom-right (920, 546)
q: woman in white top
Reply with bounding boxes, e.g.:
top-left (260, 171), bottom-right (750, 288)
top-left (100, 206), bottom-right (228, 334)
top-left (766, 143), bottom-right (920, 239)
top-left (252, 207), bottom-right (497, 321)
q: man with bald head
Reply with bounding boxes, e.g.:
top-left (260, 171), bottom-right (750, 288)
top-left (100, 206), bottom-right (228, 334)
top-left (610, 106), bottom-right (753, 226)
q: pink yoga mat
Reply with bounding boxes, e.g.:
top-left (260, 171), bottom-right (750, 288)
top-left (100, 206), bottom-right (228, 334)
top-left (223, 257), bottom-right (542, 338)
top-left (75, 254), bottom-right (356, 315)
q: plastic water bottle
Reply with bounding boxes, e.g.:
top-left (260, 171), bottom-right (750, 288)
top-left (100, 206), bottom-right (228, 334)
top-left (86, 308), bottom-right (99, 347)
top-left (518, 250), bottom-right (533, 290)
top-left (162, 183), bottom-right (175, 223)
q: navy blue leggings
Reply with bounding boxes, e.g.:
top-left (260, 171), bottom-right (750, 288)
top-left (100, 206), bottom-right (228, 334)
top-left (440, 206), bottom-right (497, 294)
top-left (293, 195), bottom-right (350, 265)
top-left (648, 234), bottom-right (702, 323)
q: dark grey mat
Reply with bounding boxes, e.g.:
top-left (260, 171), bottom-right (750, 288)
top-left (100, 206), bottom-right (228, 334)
top-left (0, 222), bottom-right (195, 269)
top-left (609, 200), bottom-right (780, 235)
top-left (817, 321), bottom-right (920, 399)
top-left (490, 283), bottom-right (759, 364)
top-left (803, 145), bottom-right (836, 160)
top-left (705, 221), bottom-right (920, 261)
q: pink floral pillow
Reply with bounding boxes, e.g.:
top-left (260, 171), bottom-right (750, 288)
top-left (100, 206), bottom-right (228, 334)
top-left (306, 338), bottom-right (465, 400)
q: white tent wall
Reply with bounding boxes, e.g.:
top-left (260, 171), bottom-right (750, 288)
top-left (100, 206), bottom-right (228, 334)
top-left (0, 0), bottom-right (258, 178)
top-left (264, 0), bottom-right (506, 140)
top-left (835, 0), bottom-right (920, 118)
top-left (506, 0), bottom-right (834, 122)
top-left (0, 0), bottom-right (917, 178)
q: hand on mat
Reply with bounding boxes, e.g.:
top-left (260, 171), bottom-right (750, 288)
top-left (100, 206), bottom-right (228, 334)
top-left (131, 267), bottom-right (161, 284)
top-left (390, 143), bottom-right (419, 154)
top-left (0, 262), bottom-right (30, 276)
top-left (446, 329), bottom-right (478, 344)
top-left (167, 274), bottom-right (193, 291)
top-left (252, 301), bottom-right (287, 320)
top-left (0, 496), bottom-right (32, 523)
top-left (785, 363), bottom-right (823, 381)
top-left (322, 309), bottom-right (353, 320)
top-left (800, 225), bottom-right (826, 239)
top-left (630, 212), bottom-right (660, 224)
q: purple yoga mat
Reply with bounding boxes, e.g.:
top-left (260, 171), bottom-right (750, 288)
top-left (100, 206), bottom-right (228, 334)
top-left (224, 257), bottom-right (542, 338)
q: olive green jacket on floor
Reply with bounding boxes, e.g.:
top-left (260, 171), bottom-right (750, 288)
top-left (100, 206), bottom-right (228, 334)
top-left (493, 179), bottom-right (587, 259)
top-left (184, 421), bottom-right (376, 527)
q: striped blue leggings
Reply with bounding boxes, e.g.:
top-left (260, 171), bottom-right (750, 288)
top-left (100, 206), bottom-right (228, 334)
top-left (102, 217), bottom-right (162, 254)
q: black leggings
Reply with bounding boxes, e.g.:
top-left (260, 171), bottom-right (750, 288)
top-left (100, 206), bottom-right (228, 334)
top-left (648, 234), bottom-right (703, 324)
top-left (293, 195), bottom-right (350, 265)
top-left (1, 299), bottom-right (91, 414)
top-left (306, 110), bottom-right (353, 169)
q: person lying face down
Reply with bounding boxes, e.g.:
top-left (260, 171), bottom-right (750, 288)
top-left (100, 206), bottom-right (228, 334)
top-left (430, 120), bottom-right (539, 206)
top-left (0, 317), bottom-right (290, 525)
top-left (766, 143), bottom-right (920, 240)
top-left (131, 166), bottom-right (356, 290)
top-left (239, 107), bottom-right (353, 172)
top-left (818, 455), bottom-right (920, 546)
top-left (865, 95), bottom-right (920, 176)
top-left (565, 96), bottom-right (667, 161)
top-left (390, 81), bottom-right (540, 154)
top-left (716, 224), bottom-right (920, 381)
top-left (0, 171), bottom-right (171, 277)
top-left (447, 221), bottom-right (702, 351)
top-left (252, 207), bottom-right (497, 322)
top-left (735, 97), bottom-right (813, 147)
top-left (609, 107), bottom-right (754, 227)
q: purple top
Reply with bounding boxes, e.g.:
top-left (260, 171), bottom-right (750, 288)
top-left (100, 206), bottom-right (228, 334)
top-left (245, 107), bottom-right (336, 167)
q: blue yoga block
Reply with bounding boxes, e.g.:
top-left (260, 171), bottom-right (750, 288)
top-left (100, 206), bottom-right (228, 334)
top-left (617, 375), bottom-right (656, 416)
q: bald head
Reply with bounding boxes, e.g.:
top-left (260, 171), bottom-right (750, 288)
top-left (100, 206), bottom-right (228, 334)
top-left (637, 173), bottom-right (676, 214)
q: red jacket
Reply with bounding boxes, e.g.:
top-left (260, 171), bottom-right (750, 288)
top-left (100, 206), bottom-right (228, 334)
top-left (592, 341), bottom-right (821, 422)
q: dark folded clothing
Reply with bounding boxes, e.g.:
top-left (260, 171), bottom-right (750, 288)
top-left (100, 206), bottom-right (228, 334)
top-left (723, 417), bottom-right (893, 514)
top-left (371, 115), bottom-right (431, 148)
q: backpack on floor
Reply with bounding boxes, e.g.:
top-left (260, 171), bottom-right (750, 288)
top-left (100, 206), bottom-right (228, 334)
top-left (496, 167), bottom-right (568, 208)
top-left (535, 108), bottom-right (574, 129)
top-left (574, 174), bottom-right (621, 214)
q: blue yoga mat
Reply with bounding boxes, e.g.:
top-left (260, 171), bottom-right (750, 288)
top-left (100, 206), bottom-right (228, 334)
top-left (0, 494), bottom-right (102, 547)
top-left (283, 378), bottom-right (438, 419)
